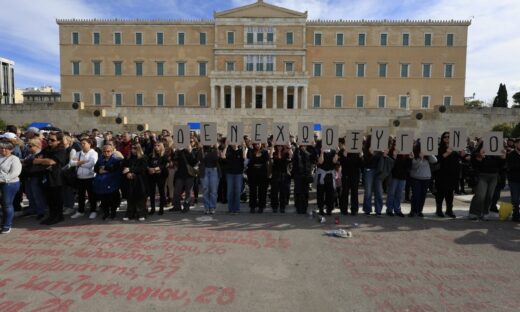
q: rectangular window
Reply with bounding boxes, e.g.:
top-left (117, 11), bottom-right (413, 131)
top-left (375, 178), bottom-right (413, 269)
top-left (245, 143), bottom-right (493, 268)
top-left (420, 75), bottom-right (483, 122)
top-left (156, 32), bottom-right (164, 45)
top-left (286, 32), bottom-right (293, 45)
top-left (247, 32), bottom-right (254, 44)
top-left (313, 95), bottom-right (321, 108)
top-left (400, 63), bottom-right (409, 78)
top-left (447, 33), bottom-right (454, 47)
top-left (356, 63), bottom-right (365, 77)
top-left (399, 95), bottom-right (408, 109)
top-left (378, 95), bottom-right (386, 108)
top-left (72, 32), bottom-right (79, 45)
top-left (135, 32), bottom-right (142, 45)
top-left (115, 93), bottom-right (122, 106)
top-left (256, 61), bottom-right (264, 72)
top-left (379, 63), bottom-right (387, 78)
top-left (424, 33), bottom-right (432, 46)
top-left (72, 61), bottom-right (80, 75)
top-left (199, 62), bottom-right (206, 76)
top-left (422, 63), bottom-right (431, 78)
top-left (157, 93), bottom-right (164, 106)
top-left (94, 93), bottom-right (101, 105)
top-left (93, 32), bottom-right (100, 45)
top-left (226, 61), bottom-right (235, 72)
top-left (135, 62), bottom-right (143, 76)
top-left (314, 32), bottom-right (322, 45)
top-left (73, 93), bottom-right (81, 103)
top-left (266, 56), bottom-right (274, 71)
top-left (156, 62), bottom-right (164, 76)
top-left (136, 93), bottom-right (143, 106)
top-left (177, 93), bottom-right (185, 106)
top-left (356, 95), bottom-right (364, 108)
top-left (227, 31), bottom-right (235, 44)
top-left (285, 62), bottom-right (293, 72)
top-left (443, 96), bottom-right (452, 106)
top-left (267, 32), bottom-right (274, 44)
top-left (335, 63), bottom-right (344, 77)
top-left (313, 63), bottom-right (322, 77)
top-left (358, 33), bottom-right (366, 46)
top-left (200, 32), bottom-right (206, 45)
top-left (334, 95), bottom-right (342, 108)
top-left (336, 33), bottom-right (344, 46)
top-left (177, 32), bottom-right (185, 45)
top-left (421, 96), bottom-right (430, 108)
top-left (444, 64), bottom-right (453, 78)
top-left (114, 61), bottom-right (122, 76)
top-left (402, 33), bottom-right (410, 46)
top-left (199, 94), bottom-right (206, 107)
top-left (114, 32), bottom-right (121, 45)
top-left (257, 32), bottom-right (264, 44)
top-left (177, 62), bottom-right (185, 76)
top-left (380, 33), bottom-right (387, 46)
top-left (246, 55), bottom-right (254, 71)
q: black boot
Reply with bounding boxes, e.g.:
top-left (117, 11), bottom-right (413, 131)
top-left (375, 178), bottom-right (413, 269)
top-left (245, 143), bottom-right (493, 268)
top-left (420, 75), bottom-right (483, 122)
top-left (445, 207), bottom-right (456, 219)
top-left (512, 207), bottom-right (520, 222)
top-left (158, 207), bottom-right (164, 216)
top-left (149, 207), bottom-right (156, 215)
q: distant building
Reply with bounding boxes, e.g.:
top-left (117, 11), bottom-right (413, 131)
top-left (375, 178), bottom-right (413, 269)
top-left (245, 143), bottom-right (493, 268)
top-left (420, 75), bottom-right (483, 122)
top-left (22, 86), bottom-right (61, 104)
top-left (0, 57), bottom-right (15, 105)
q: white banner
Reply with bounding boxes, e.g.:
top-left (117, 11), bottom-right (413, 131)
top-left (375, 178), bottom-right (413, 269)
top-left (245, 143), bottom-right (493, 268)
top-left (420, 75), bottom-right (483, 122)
top-left (251, 120), bottom-right (268, 144)
top-left (395, 130), bottom-right (414, 154)
top-left (173, 125), bottom-right (189, 149)
top-left (449, 128), bottom-right (468, 151)
top-left (419, 132), bottom-right (438, 155)
top-left (272, 122), bottom-right (290, 145)
top-left (482, 131), bottom-right (503, 156)
top-left (298, 122), bottom-right (314, 146)
top-left (371, 127), bottom-right (389, 151)
top-left (321, 125), bottom-right (338, 150)
top-left (345, 130), bottom-right (363, 153)
top-left (200, 122), bottom-right (217, 146)
top-left (227, 122), bottom-right (244, 145)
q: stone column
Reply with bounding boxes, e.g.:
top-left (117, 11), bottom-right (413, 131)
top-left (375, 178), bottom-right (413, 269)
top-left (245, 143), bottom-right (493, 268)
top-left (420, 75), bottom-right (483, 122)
top-left (283, 85), bottom-right (288, 109)
top-left (230, 85), bottom-right (235, 110)
top-left (294, 86), bottom-right (299, 109)
top-left (272, 86), bottom-right (277, 109)
top-left (211, 84), bottom-right (216, 109)
top-left (252, 85), bottom-right (256, 108)
top-left (302, 85), bottom-right (308, 110)
top-left (220, 85), bottom-right (225, 109)
top-left (241, 85), bottom-right (246, 109)
top-left (262, 85), bottom-right (267, 109)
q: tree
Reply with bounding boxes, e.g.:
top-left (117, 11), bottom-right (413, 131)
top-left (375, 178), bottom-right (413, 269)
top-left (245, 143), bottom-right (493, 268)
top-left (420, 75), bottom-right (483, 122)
top-left (512, 122), bottom-right (520, 138)
top-left (0, 118), bottom-right (6, 130)
top-left (513, 91), bottom-right (520, 108)
top-left (464, 99), bottom-right (484, 108)
top-left (492, 123), bottom-right (513, 137)
top-left (492, 83), bottom-right (508, 107)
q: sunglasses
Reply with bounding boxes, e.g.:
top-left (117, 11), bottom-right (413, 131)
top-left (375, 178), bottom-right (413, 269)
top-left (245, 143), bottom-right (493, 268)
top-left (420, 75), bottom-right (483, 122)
top-left (48, 139), bottom-right (57, 142)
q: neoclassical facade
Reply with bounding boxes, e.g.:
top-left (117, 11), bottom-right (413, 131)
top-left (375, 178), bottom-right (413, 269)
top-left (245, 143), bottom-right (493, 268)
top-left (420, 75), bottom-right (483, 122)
top-left (57, 0), bottom-right (470, 110)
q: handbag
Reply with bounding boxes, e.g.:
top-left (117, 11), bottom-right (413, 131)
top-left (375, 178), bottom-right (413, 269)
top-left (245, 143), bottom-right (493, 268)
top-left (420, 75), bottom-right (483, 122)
top-left (62, 153), bottom-right (80, 187)
top-left (181, 151), bottom-right (198, 177)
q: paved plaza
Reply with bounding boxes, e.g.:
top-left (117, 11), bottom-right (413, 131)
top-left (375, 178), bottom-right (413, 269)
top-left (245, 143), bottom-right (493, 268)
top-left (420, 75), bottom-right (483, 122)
top-left (1, 191), bottom-right (519, 312)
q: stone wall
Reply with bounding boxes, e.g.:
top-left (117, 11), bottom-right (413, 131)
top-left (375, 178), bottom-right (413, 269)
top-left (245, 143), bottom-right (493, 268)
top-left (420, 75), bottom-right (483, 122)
top-left (1, 103), bottom-right (518, 136)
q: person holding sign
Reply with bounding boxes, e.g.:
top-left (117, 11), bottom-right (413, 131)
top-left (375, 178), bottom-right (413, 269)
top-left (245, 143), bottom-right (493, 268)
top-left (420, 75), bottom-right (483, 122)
top-left (246, 143), bottom-right (269, 213)
top-left (291, 144), bottom-right (313, 214)
top-left (362, 136), bottom-right (385, 216)
top-left (468, 141), bottom-right (506, 220)
top-left (269, 144), bottom-right (293, 213)
top-left (220, 141), bottom-right (246, 214)
top-left (338, 138), bottom-right (363, 216)
top-left (386, 145), bottom-right (411, 217)
top-left (506, 138), bottom-right (520, 222)
top-left (409, 142), bottom-right (437, 217)
top-left (316, 141), bottom-right (339, 216)
top-left (172, 142), bottom-right (198, 213)
top-left (198, 144), bottom-right (220, 215)
top-left (435, 132), bottom-right (467, 218)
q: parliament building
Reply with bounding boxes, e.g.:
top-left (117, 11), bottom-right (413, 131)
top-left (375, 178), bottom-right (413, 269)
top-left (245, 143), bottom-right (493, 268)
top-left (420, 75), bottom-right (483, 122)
top-left (57, 0), bottom-right (470, 111)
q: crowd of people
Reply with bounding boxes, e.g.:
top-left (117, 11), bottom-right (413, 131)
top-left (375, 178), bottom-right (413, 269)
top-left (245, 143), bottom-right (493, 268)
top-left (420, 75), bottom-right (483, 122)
top-left (0, 124), bottom-right (519, 234)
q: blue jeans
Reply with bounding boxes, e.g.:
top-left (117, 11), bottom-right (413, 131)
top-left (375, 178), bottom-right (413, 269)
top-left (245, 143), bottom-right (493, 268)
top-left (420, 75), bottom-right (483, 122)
top-left (363, 168), bottom-right (383, 214)
top-left (1, 181), bottom-right (21, 229)
top-left (410, 178), bottom-right (429, 214)
top-left (226, 173), bottom-right (243, 212)
top-left (386, 178), bottom-right (406, 213)
top-left (201, 168), bottom-right (219, 210)
top-left (25, 177), bottom-right (48, 215)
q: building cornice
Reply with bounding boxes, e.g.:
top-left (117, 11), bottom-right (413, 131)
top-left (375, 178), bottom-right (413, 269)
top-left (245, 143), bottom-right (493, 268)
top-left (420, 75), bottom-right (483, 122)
top-left (56, 18), bottom-right (214, 25)
top-left (307, 19), bottom-right (471, 26)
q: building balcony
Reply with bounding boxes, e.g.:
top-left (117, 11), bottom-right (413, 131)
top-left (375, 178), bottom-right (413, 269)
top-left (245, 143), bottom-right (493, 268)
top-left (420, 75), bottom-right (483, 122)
top-left (209, 71), bottom-right (309, 79)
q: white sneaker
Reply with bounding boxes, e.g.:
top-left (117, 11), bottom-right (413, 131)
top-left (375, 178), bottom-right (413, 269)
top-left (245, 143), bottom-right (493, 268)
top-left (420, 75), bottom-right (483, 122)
top-left (210, 209), bottom-right (216, 214)
top-left (122, 217), bottom-right (129, 221)
top-left (71, 212), bottom-right (84, 219)
top-left (138, 217), bottom-right (146, 222)
top-left (89, 212), bottom-right (97, 219)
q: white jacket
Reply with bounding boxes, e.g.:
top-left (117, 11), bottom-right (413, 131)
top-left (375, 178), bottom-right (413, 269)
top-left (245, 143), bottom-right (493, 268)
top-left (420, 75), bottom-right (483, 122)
top-left (69, 149), bottom-right (98, 179)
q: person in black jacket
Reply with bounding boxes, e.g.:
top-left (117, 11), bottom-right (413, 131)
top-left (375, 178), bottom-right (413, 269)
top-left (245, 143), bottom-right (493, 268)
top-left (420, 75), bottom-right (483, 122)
top-left (270, 144), bottom-right (292, 213)
top-left (33, 132), bottom-right (67, 225)
top-left (173, 144), bottom-right (198, 213)
top-left (122, 144), bottom-right (148, 221)
top-left (247, 143), bottom-right (269, 213)
top-left (316, 141), bottom-right (339, 216)
top-left (338, 140), bottom-right (363, 215)
top-left (147, 142), bottom-right (169, 216)
top-left (468, 141), bottom-right (506, 220)
top-left (292, 143), bottom-right (312, 214)
top-left (362, 136), bottom-right (385, 215)
top-left (507, 138), bottom-right (520, 222)
top-left (221, 142), bottom-right (246, 213)
top-left (386, 150), bottom-right (411, 217)
top-left (435, 132), bottom-right (467, 218)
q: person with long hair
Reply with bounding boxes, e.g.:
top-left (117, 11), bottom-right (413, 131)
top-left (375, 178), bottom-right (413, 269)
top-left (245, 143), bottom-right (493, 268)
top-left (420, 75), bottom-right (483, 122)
top-left (247, 143), bottom-right (269, 213)
top-left (270, 144), bottom-right (292, 213)
top-left (316, 141), bottom-right (339, 216)
top-left (386, 146), bottom-right (411, 217)
top-left (221, 140), bottom-right (246, 214)
top-left (122, 143), bottom-right (148, 221)
top-left (362, 135), bottom-right (385, 216)
top-left (70, 138), bottom-right (98, 219)
top-left (409, 141), bottom-right (437, 217)
top-left (33, 132), bottom-right (67, 225)
top-left (61, 135), bottom-right (78, 215)
top-left (0, 140), bottom-right (22, 234)
top-left (147, 142), bottom-right (168, 215)
top-left (93, 144), bottom-right (121, 220)
top-left (162, 135), bottom-right (175, 207)
top-left (172, 142), bottom-right (198, 213)
top-left (199, 143), bottom-right (220, 214)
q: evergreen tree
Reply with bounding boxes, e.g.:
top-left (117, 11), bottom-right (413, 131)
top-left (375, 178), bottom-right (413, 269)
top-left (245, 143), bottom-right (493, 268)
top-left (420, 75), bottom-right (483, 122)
top-left (492, 83), bottom-right (508, 107)
top-left (513, 91), bottom-right (520, 108)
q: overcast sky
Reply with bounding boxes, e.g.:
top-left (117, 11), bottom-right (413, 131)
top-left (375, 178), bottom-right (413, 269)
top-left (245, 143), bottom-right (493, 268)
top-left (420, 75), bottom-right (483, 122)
top-left (1, 0), bottom-right (519, 105)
